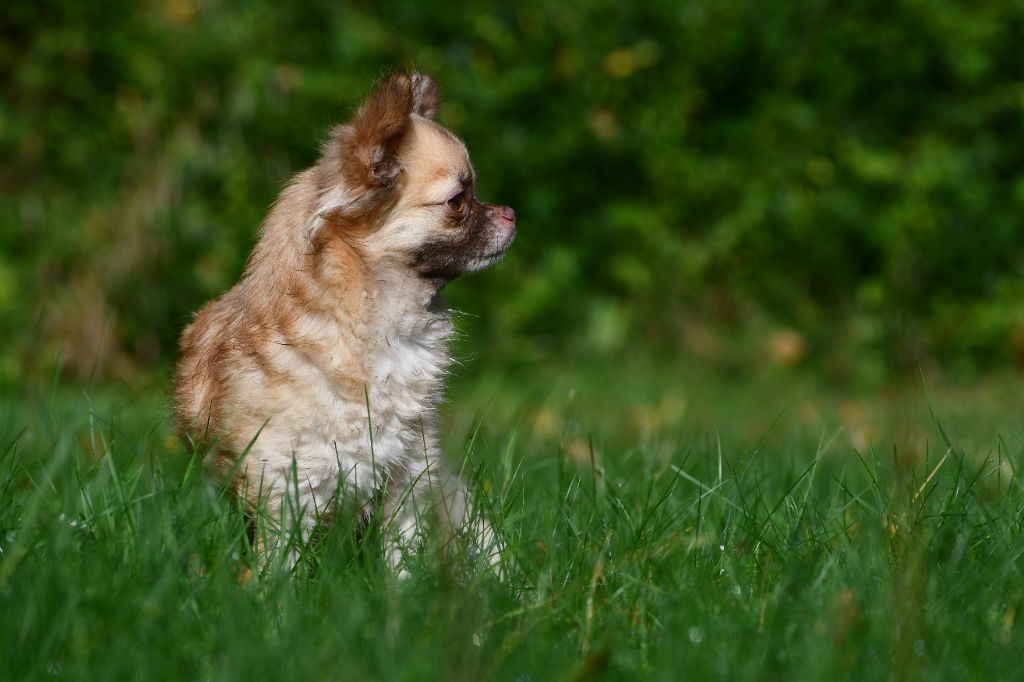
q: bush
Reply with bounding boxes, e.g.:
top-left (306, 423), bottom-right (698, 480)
top-left (2, 0), bottom-right (1024, 384)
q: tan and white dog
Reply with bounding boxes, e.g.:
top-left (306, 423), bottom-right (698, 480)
top-left (174, 72), bottom-right (515, 570)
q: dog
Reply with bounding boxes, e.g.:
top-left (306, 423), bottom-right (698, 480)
top-left (174, 72), bottom-right (515, 571)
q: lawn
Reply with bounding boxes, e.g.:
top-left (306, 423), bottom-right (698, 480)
top-left (1, 361), bottom-right (1021, 680)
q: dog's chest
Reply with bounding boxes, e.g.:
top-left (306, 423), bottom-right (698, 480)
top-left (256, 290), bottom-right (455, 508)
top-left (295, 309), bottom-right (452, 488)
top-left (364, 315), bottom-right (452, 424)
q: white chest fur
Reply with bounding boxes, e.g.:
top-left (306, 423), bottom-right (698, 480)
top-left (361, 302), bottom-right (453, 462)
top-left (245, 283), bottom-right (454, 522)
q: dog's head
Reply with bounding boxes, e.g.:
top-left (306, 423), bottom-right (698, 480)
top-left (312, 72), bottom-right (515, 283)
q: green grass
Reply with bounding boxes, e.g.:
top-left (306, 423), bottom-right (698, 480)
top-left (2, 364), bottom-right (1023, 680)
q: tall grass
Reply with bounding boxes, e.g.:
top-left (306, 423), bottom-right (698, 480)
top-left (1, 371), bottom-right (1022, 680)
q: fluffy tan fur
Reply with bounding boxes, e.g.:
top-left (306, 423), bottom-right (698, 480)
top-left (174, 73), bottom-right (515, 569)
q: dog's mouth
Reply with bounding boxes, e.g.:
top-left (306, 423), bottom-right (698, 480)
top-left (482, 223), bottom-right (516, 260)
top-left (461, 222), bottom-right (516, 274)
top-left (413, 207), bottom-right (516, 282)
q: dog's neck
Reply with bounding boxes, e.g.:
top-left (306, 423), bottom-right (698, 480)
top-left (349, 259), bottom-right (454, 390)
top-left (359, 261), bottom-right (450, 333)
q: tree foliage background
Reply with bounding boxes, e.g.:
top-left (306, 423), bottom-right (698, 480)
top-left (2, 0), bottom-right (1024, 387)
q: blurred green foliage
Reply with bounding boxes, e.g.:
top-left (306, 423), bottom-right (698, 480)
top-left (3, 0), bottom-right (1024, 386)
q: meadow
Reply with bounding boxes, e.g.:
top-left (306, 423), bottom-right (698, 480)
top-left (2, 360), bottom-right (1021, 680)
top-left (5, 2), bottom-right (1024, 678)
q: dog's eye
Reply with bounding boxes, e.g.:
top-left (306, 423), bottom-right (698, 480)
top-left (446, 192), bottom-right (467, 213)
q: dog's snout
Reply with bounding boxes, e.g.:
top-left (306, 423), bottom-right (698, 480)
top-left (496, 205), bottom-right (515, 224)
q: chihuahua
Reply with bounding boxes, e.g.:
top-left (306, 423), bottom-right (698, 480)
top-left (174, 72), bottom-right (514, 571)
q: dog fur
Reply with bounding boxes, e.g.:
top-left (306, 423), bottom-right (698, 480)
top-left (174, 72), bottom-right (515, 569)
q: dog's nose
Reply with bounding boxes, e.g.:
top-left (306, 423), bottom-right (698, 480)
top-left (497, 205), bottom-right (515, 223)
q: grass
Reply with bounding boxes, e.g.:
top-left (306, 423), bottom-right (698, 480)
top-left (2, 361), bottom-right (1023, 680)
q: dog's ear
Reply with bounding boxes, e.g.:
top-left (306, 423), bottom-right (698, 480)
top-left (310, 73), bottom-right (443, 243)
top-left (319, 72), bottom-right (441, 196)
top-left (410, 72), bottom-right (440, 119)
top-left (340, 72), bottom-right (415, 191)
top-left (312, 73), bottom-right (427, 242)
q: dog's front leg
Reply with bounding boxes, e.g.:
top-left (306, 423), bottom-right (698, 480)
top-left (382, 453), bottom-right (502, 577)
top-left (241, 460), bottom-right (324, 575)
top-left (380, 454), bottom-right (438, 576)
